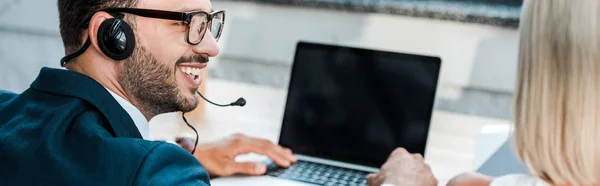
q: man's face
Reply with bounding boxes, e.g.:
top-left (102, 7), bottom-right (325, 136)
top-left (118, 0), bottom-right (219, 116)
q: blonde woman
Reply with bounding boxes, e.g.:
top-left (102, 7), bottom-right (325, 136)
top-left (368, 0), bottom-right (600, 185)
top-left (446, 0), bottom-right (600, 185)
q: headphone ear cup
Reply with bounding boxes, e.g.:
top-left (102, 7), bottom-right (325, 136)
top-left (97, 18), bottom-right (135, 60)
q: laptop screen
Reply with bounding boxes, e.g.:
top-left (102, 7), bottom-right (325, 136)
top-left (278, 42), bottom-right (441, 168)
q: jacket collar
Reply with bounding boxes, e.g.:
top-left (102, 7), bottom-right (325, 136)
top-left (30, 67), bottom-right (143, 139)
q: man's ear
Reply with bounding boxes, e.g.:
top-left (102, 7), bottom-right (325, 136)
top-left (87, 12), bottom-right (114, 60)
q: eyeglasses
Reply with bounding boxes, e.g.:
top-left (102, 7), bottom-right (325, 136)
top-left (98, 8), bottom-right (225, 45)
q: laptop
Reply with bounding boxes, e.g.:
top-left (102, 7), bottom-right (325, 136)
top-left (211, 41), bottom-right (442, 186)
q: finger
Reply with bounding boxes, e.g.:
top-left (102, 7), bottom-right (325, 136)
top-left (258, 143), bottom-right (292, 167)
top-left (176, 137), bottom-right (195, 152)
top-left (277, 146), bottom-right (297, 163)
top-left (283, 147), bottom-right (297, 162)
top-left (389, 147), bottom-right (409, 159)
top-left (366, 174), bottom-right (381, 186)
top-left (239, 138), bottom-right (293, 167)
top-left (412, 153), bottom-right (424, 160)
top-left (424, 163), bottom-right (434, 172)
top-left (224, 161), bottom-right (267, 176)
top-left (254, 138), bottom-right (296, 163)
top-left (232, 133), bottom-right (246, 139)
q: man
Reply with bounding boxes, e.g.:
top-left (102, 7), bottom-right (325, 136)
top-left (0, 0), bottom-right (295, 185)
top-left (0, 0), bottom-right (442, 185)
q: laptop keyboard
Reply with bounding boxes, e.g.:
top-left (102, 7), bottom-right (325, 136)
top-left (266, 160), bottom-right (370, 186)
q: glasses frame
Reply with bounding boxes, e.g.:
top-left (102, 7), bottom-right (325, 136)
top-left (86, 8), bottom-right (225, 45)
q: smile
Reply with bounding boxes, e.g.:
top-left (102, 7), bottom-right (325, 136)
top-left (177, 63), bottom-right (207, 88)
top-left (179, 66), bottom-right (201, 80)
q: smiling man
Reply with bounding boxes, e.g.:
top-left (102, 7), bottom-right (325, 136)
top-left (0, 0), bottom-right (296, 185)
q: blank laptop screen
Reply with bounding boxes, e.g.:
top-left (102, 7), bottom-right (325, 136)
top-left (279, 42), bottom-right (441, 168)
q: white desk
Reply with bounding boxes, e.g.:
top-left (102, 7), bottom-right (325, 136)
top-left (149, 79), bottom-right (510, 185)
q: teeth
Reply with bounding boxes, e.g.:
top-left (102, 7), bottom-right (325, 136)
top-left (180, 67), bottom-right (201, 76)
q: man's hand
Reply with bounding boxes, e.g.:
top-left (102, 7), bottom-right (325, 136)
top-left (192, 133), bottom-right (297, 177)
top-left (367, 148), bottom-right (437, 186)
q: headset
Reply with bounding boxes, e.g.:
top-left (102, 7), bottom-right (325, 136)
top-left (60, 13), bottom-right (135, 67)
top-left (61, 12), bottom-right (247, 155)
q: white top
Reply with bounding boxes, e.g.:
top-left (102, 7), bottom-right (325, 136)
top-left (490, 174), bottom-right (550, 186)
top-left (105, 88), bottom-right (152, 140)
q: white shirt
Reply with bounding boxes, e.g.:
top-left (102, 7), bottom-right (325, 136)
top-left (490, 174), bottom-right (550, 186)
top-left (105, 88), bottom-right (152, 140)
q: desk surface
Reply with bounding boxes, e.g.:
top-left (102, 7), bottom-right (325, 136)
top-left (149, 79), bottom-right (510, 185)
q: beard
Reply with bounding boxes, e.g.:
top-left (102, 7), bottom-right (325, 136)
top-left (118, 42), bottom-right (199, 118)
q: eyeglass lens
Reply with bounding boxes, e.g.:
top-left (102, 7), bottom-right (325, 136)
top-left (188, 11), bottom-right (224, 44)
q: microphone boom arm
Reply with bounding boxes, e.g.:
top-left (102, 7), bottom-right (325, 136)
top-left (197, 91), bottom-right (232, 107)
top-left (183, 90), bottom-right (246, 155)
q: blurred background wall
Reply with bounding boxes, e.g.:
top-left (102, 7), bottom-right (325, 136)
top-left (0, 0), bottom-right (521, 120)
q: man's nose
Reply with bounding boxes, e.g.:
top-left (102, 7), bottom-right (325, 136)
top-left (192, 31), bottom-right (220, 57)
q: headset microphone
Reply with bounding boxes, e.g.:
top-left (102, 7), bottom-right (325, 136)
top-left (183, 90), bottom-right (246, 155)
top-left (196, 91), bottom-right (246, 107)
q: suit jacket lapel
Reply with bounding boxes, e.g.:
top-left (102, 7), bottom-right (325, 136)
top-left (30, 67), bottom-right (143, 139)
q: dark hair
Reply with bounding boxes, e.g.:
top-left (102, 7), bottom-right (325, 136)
top-left (57, 0), bottom-right (139, 54)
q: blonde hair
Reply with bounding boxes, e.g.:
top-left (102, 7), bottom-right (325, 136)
top-left (513, 0), bottom-right (600, 185)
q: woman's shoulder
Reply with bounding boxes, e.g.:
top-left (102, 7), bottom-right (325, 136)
top-left (490, 174), bottom-right (550, 186)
